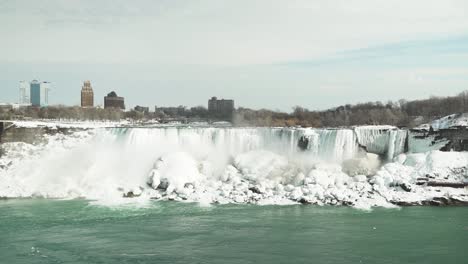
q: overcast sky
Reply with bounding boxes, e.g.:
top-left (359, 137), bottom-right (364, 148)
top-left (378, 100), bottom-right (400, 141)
top-left (1, 0), bottom-right (468, 111)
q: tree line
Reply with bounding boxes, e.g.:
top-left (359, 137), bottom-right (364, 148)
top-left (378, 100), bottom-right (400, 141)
top-left (0, 106), bottom-right (123, 121)
top-left (1, 91), bottom-right (468, 127)
top-left (0, 105), bottom-right (217, 122)
top-left (233, 91), bottom-right (468, 127)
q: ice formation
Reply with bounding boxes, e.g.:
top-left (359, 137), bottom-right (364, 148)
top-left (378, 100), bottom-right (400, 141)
top-left (0, 127), bottom-right (466, 209)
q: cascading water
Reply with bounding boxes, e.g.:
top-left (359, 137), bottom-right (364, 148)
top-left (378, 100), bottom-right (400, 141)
top-left (299, 126), bottom-right (407, 161)
top-left (0, 126), bottom-right (466, 209)
top-left (353, 126), bottom-right (407, 159)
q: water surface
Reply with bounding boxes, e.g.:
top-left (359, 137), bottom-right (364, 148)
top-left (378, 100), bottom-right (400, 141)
top-left (0, 200), bottom-right (466, 264)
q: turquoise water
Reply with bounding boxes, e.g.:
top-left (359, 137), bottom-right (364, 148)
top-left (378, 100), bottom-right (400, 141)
top-left (0, 200), bottom-right (466, 264)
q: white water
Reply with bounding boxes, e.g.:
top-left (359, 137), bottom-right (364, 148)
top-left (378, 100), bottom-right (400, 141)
top-left (0, 127), bottom-right (466, 209)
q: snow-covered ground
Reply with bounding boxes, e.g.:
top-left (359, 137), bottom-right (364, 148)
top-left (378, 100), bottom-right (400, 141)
top-left (416, 113), bottom-right (468, 131)
top-left (0, 127), bottom-right (466, 209)
top-left (7, 120), bottom-right (132, 129)
top-left (4, 119), bottom-right (235, 129)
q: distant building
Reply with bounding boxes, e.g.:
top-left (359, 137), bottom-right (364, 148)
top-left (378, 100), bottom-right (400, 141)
top-left (81, 80), bottom-right (94, 108)
top-left (29, 80), bottom-right (50, 107)
top-left (155, 106), bottom-right (187, 116)
top-left (134, 105), bottom-right (149, 113)
top-left (208, 96), bottom-right (234, 118)
top-left (30, 80), bottom-right (41, 106)
top-left (19, 81), bottom-right (30, 105)
top-left (104, 91), bottom-right (125, 110)
top-left (40, 82), bottom-right (50, 106)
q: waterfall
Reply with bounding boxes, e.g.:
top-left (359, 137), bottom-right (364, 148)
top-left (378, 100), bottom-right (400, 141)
top-left (2, 125), bottom-right (466, 208)
top-left (353, 126), bottom-right (407, 160)
top-left (0, 126), bottom-right (417, 207)
top-left (108, 126), bottom-right (406, 163)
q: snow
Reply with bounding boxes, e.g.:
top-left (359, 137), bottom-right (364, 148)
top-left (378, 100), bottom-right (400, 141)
top-left (416, 113), bottom-right (468, 131)
top-left (10, 120), bottom-right (130, 129)
top-left (0, 126), bottom-right (466, 209)
top-left (147, 152), bottom-right (202, 194)
top-left (407, 131), bottom-right (450, 153)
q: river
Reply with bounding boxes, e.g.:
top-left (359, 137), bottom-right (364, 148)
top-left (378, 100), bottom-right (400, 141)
top-left (0, 199), bottom-right (466, 264)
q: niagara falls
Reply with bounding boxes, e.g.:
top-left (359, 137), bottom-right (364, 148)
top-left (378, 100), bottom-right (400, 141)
top-left (2, 0), bottom-right (468, 263)
top-left (1, 123), bottom-right (467, 209)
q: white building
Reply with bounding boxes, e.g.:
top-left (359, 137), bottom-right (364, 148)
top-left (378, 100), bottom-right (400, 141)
top-left (29, 80), bottom-right (51, 107)
top-left (40, 81), bottom-right (50, 106)
top-left (19, 81), bottom-right (30, 105)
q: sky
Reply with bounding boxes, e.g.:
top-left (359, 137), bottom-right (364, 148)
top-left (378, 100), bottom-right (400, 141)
top-left (1, 0), bottom-right (468, 111)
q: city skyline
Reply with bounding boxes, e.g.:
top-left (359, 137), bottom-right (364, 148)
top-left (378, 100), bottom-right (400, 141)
top-left (1, 1), bottom-right (468, 111)
top-left (17, 79), bottom-right (50, 107)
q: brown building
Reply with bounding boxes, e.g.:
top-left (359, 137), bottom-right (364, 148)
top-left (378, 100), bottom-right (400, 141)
top-left (80, 80), bottom-right (94, 108)
top-left (104, 91), bottom-right (125, 110)
top-left (208, 96), bottom-right (234, 119)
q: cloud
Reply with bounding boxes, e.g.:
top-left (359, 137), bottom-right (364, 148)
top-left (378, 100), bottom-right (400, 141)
top-left (1, 0), bottom-right (468, 111)
top-left (1, 0), bottom-right (468, 65)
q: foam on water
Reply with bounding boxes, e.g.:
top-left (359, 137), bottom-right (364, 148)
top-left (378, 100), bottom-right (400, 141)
top-left (0, 127), bottom-right (466, 208)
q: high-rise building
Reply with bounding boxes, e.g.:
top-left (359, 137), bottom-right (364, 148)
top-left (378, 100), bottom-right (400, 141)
top-left (81, 80), bottom-right (94, 108)
top-left (19, 81), bottom-right (30, 104)
top-left (40, 82), bottom-right (50, 106)
top-left (104, 91), bottom-right (125, 110)
top-left (30, 80), bottom-right (41, 106)
top-left (29, 80), bottom-right (50, 107)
